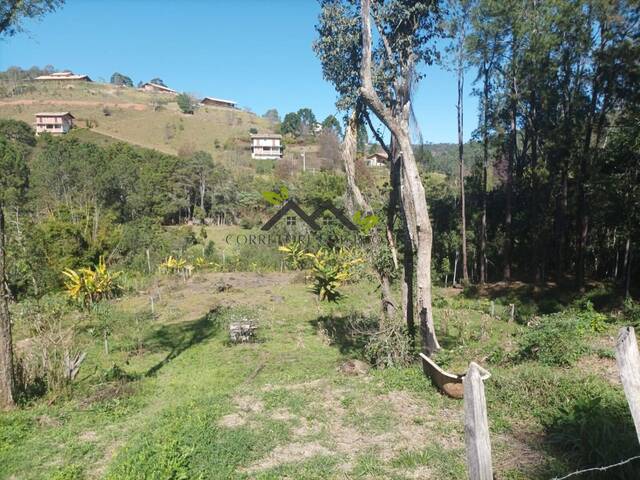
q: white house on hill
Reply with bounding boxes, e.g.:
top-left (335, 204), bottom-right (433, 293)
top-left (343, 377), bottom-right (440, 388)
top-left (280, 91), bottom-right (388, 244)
top-left (35, 71), bottom-right (91, 82)
top-left (251, 134), bottom-right (283, 160)
top-left (35, 112), bottom-right (74, 135)
top-left (365, 151), bottom-right (388, 167)
top-left (139, 82), bottom-right (177, 95)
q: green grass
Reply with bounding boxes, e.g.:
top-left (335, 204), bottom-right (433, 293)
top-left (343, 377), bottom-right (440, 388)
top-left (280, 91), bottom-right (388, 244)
top-left (1, 252), bottom-right (638, 479)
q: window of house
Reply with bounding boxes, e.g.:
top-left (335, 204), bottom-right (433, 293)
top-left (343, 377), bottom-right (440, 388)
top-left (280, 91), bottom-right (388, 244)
top-left (286, 216), bottom-right (296, 226)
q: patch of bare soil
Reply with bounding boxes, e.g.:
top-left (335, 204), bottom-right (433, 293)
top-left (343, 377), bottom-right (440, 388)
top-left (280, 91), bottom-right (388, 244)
top-left (493, 428), bottom-right (547, 475)
top-left (243, 379), bottom-right (462, 476)
top-left (243, 442), bottom-right (332, 473)
top-left (217, 395), bottom-right (264, 429)
top-left (78, 430), bottom-right (98, 442)
top-left (581, 353), bottom-right (620, 385)
top-left (218, 413), bottom-right (246, 428)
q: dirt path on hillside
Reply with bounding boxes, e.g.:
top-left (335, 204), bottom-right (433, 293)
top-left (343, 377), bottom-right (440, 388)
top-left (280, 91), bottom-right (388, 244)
top-left (0, 99), bottom-right (148, 111)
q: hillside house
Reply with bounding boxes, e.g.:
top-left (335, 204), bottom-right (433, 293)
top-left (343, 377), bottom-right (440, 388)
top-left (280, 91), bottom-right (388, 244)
top-left (35, 112), bottom-right (74, 135)
top-left (34, 71), bottom-right (92, 82)
top-left (139, 82), bottom-right (177, 95)
top-left (251, 134), bottom-right (283, 160)
top-left (365, 151), bottom-right (388, 167)
top-left (200, 96), bottom-right (237, 109)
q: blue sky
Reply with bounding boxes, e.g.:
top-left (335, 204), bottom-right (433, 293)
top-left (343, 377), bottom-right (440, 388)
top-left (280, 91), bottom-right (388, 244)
top-left (0, 0), bottom-right (478, 143)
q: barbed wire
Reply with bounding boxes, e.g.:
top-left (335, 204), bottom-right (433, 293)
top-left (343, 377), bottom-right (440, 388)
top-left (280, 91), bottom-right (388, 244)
top-left (551, 455), bottom-right (640, 480)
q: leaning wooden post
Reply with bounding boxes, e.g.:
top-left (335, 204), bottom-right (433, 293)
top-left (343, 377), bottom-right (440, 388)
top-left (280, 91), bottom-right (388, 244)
top-left (509, 304), bottom-right (515, 323)
top-left (616, 326), bottom-right (640, 443)
top-left (464, 362), bottom-right (493, 480)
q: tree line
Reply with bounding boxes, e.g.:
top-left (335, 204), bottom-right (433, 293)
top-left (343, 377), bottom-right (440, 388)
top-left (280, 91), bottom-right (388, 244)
top-left (314, 0), bottom-right (639, 355)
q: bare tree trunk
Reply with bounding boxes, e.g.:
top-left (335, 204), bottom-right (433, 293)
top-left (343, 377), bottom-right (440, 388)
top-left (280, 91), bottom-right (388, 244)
top-left (457, 55), bottom-right (468, 283)
top-left (555, 160), bottom-right (568, 282)
top-left (479, 64), bottom-right (489, 285)
top-left (342, 107), bottom-right (395, 319)
top-left (0, 204), bottom-right (15, 409)
top-left (625, 241), bottom-right (632, 299)
top-left (503, 148), bottom-right (513, 282)
top-left (360, 0), bottom-right (439, 355)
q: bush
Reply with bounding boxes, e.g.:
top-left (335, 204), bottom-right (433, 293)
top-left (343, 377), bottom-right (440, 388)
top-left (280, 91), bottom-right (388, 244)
top-left (516, 313), bottom-right (587, 366)
top-left (623, 297), bottom-right (640, 327)
top-left (13, 295), bottom-right (81, 397)
top-left (177, 92), bottom-right (195, 114)
top-left (62, 256), bottom-right (122, 309)
top-left (306, 247), bottom-right (364, 302)
top-left (545, 395), bottom-right (640, 479)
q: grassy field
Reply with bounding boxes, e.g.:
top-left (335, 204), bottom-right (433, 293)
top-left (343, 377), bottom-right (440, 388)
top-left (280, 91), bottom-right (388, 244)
top-left (0, 81), bottom-right (271, 157)
top-left (1, 224), bottom-right (638, 479)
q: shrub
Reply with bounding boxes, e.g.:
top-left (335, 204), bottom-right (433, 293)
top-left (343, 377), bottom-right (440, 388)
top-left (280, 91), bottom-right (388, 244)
top-left (62, 256), bottom-right (122, 309)
top-left (364, 318), bottom-right (413, 368)
top-left (575, 300), bottom-right (608, 333)
top-left (623, 297), bottom-right (640, 327)
top-left (545, 394), bottom-right (640, 478)
top-left (306, 247), bottom-right (364, 302)
top-left (13, 295), bottom-right (82, 397)
top-left (278, 241), bottom-right (308, 270)
top-left (516, 313), bottom-right (586, 366)
top-left (177, 92), bottom-right (195, 114)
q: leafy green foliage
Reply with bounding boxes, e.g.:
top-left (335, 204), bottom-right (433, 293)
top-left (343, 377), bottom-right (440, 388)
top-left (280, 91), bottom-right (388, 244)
top-left (307, 247), bottom-right (363, 302)
top-left (0, 119), bottom-right (36, 146)
top-left (545, 395), bottom-right (640, 479)
top-left (110, 72), bottom-right (133, 87)
top-left (62, 256), bottom-right (122, 308)
top-left (176, 92), bottom-right (195, 114)
top-left (280, 112), bottom-right (301, 136)
top-left (516, 313), bottom-right (587, 366)
top-left (260, 186), bottom-right (289, 206)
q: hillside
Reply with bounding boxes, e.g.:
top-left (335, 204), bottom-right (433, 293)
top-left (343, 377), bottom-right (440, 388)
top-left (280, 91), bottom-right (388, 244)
top-left (0, 81), bottom-right (272, 156)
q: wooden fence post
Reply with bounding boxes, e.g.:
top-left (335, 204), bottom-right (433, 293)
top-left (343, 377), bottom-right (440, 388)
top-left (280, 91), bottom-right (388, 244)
top-left (616, 327), bottom-right (640, 443)
top-left (464, 362), bottom-right (493, 480)
top-left (509, 304), bottom-right (515, 323)
top-left (490, 301), bottom-right (495, 317)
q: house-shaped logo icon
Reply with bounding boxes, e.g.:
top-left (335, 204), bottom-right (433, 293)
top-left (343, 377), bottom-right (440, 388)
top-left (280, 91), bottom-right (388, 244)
top-left (260, 200), bottom-right (320, 231)
top-left (260, 200), bottom-right (357, 232)
top-left (308, 201), bottom-right (358, 231)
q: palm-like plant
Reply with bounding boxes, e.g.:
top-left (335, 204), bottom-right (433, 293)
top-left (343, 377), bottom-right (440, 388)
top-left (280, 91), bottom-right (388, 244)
top-left (62, 256), bottom-right (121, 308)
top-left (278, 241), bottom-right (308, 270)
top-left (306, 248), bottom-right (363, 302)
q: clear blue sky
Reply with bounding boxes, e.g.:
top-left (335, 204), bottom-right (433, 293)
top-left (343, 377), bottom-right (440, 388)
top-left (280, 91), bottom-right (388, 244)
top-left (0, 0), bottom-right (478, 143)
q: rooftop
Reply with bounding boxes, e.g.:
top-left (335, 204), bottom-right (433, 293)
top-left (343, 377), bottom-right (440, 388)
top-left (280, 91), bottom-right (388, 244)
top-left (34, 71), bottom-right (91, 81)
top-left (201, 96), bottom-right (237, 105)
top-left (251, 133), bottom-right (282, 139)
top-left (35, 112), bottom-right (74, 118)
top-left (141, 82), bottom-right (177, 93)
